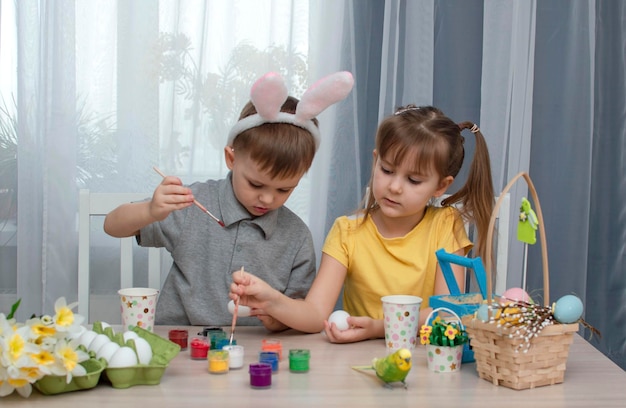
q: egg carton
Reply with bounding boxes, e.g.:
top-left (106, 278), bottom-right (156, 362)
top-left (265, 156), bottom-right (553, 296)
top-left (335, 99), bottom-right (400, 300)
top-left (92, 322), bottom-right (181, 389)
top-left (34, 358), bottom-right (106, 395)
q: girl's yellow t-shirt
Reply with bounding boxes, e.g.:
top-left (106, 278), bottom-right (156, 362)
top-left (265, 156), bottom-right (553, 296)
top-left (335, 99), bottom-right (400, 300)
top-left (322, 205), bottom-right (472, 319)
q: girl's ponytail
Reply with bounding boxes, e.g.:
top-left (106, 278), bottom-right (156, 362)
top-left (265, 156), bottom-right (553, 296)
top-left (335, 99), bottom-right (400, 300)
top-left (442, 122), bottom-right (495, 261)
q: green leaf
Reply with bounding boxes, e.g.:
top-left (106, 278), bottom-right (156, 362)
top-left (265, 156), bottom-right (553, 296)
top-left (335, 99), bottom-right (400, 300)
top-left (7, 298), bottom-right (21, 319)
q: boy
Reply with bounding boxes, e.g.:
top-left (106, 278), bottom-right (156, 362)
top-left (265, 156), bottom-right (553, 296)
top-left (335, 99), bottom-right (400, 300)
top-left (104, 71), bottom-right (353, 330)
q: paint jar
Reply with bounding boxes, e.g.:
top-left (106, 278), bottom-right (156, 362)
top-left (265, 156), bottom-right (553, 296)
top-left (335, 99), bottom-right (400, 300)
top-left (208, 349), bottom-right (230, 374)
top-left (189, 337), bottom-right (210, 360)
top-left (261, 338), bottom-right (283, 360)
top-left (222, 345), bottom-right (244, 369)
top-left (168, 329), bottom-right (188, 350)
top-left (249, 363), bottom-right (272, 389)
top-left (199, 326), bottom-right (224, 337)
top-left (289, 349), bottom-right (310, 373)
top-left (216, 337), bottom-right (236, 350)
top-left (209, 331), bottom-right (228, 349)
top-left (259, 351), bottom-right (279, 372)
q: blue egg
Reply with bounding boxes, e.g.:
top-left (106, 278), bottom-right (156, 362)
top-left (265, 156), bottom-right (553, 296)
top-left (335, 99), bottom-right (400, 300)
top-left (476, 303), bottom-right (490, 322)
top-left (553, 295), bottom-right (583, 324)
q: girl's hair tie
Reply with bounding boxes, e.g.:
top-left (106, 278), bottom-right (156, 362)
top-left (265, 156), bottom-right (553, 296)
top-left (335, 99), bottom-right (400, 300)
top-left (227, 71), bottom-right (354, 150)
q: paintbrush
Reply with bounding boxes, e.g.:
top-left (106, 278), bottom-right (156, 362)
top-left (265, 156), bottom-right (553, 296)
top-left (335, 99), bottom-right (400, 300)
top-left (153, 166), bottom-right (225, 227)
top-left (230, 266), bottom-right (244, 345)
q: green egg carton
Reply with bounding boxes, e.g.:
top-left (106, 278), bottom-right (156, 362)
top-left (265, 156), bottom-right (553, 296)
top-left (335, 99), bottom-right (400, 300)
top-left (34, 358), bottom-right (106, 395)
top-left (103, 326), bottom-right (181, 389)
top-left (132, 325), bottom-right (181, 365)
top-left (105, 365), bottom-right (169, 389)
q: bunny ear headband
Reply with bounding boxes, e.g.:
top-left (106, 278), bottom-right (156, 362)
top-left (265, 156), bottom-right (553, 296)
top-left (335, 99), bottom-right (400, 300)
top-left (227, 71), bottom-right (354, 150)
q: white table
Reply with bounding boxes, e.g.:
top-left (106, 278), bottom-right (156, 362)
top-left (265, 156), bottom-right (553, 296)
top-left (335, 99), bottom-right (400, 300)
top-left (4, 326), bottom-right (626, 407)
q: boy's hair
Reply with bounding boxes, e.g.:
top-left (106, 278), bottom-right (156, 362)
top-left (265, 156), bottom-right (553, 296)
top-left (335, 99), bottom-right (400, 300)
top-left (232, 96), bottom-right (318, 179)
top-left (363, 105), bottom-right (494, 260)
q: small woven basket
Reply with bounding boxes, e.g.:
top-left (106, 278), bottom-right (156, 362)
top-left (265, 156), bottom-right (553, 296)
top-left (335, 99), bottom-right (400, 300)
top-left (462, 172), bottom-right (579, 390)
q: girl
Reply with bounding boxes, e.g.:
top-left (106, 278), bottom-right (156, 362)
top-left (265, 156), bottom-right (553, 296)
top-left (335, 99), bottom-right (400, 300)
top-left (230, 105), bottom-right (494, 343)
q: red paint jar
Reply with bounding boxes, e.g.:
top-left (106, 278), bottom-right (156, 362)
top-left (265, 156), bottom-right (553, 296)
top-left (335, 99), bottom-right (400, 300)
top-left (168, 329), bottom-right (189, 350)
top-left (190, 337), bottom-right (210, 360)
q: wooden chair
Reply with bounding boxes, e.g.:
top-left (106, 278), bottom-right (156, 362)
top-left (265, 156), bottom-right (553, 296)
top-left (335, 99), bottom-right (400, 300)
top-left (77, 189), bottom-right (168, 322)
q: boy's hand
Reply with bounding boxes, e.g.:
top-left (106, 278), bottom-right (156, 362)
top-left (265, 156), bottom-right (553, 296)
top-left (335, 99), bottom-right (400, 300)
top-left (230, 270), bottom-right (288, 331)
top-left (229, 270), bottom-right (277, 311)
top-left (323, 316), bottom-right (382, 343)
top-left (149, 176), bottom-right (194, 221)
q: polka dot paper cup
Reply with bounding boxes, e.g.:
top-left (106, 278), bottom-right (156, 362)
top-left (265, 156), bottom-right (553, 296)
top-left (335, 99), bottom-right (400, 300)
top-left (381, 295), bottom-right (422, 354)
top-left (118, 288), bottom-right (159, 332)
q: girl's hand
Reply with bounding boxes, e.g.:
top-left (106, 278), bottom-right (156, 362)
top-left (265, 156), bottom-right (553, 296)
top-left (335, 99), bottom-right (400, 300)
top-left (323, 316), bottom-right (382, 344)
top-left (255, 314), bottom-right (289, 332)
top-left (149, 176), bottom-right (194, 221)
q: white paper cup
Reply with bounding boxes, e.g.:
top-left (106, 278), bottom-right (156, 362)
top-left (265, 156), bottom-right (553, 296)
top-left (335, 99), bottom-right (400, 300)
top-left (118, 287), bottom-right (159, 332)
top-left (381, 295), bottom-right (422, 354)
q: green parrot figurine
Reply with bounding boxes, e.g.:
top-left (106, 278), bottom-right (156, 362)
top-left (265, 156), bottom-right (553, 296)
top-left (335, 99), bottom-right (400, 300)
top-left (352, 348), bottom-right (412, 389)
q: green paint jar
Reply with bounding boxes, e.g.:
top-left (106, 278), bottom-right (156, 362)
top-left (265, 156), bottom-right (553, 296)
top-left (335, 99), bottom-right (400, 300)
top-left (289, 349), bottom-right (310, 373)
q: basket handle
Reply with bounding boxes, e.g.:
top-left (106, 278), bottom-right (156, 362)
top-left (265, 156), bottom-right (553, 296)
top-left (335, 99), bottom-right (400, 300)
top-left (425, 307), bottom-right (465, 331)
top-left (485, 172), bottom-right (550, 306)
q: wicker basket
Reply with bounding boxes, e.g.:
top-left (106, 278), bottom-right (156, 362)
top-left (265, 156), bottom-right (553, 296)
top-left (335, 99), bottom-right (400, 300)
top-left (462, 172), bottom-right (579, 390)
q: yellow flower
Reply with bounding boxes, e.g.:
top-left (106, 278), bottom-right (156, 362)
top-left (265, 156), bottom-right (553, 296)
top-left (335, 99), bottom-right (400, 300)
top-left (48, 339), bottom-right (89, 383)
top-left (53, 297), bottom-right (80, 329)
top-left (30, 322), bottom-right (57, 338)
top-left (444, 325), bottom-right (458, 340)
top-left (7, 332), bottom-right (26, 361)
top-left (30, 350), bottom-right (55, 366)
top-left (1, 296), bottom-right (90, 398)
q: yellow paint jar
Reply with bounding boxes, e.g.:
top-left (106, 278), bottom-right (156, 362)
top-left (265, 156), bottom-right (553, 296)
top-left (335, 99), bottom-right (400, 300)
top-left (208, 349), bottom-right (230, 374)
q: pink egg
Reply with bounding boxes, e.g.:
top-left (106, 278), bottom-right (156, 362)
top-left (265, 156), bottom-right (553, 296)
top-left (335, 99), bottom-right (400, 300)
top-left (501, 287), bottom-right (532, 303)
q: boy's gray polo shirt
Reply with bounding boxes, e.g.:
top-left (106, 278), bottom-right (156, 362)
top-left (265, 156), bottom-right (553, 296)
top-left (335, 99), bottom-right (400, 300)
top-left (138, 172), bottom-right (316, 326)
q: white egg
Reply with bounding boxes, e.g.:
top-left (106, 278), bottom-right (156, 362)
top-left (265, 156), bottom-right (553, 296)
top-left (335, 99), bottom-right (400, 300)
top-left (133, 337), bottom-right (153, 365)
top-left (96, 342), bottom-right (120, 362)
top-left (123, 330), bottom-right (139, 342)
top-left (227, 299), bottom-right (252, 317)
top-left (108, 346), bottom-right (138, 368)
top-left (88, 334), bottom-right (112, 353)
top-left (328, 310), bottom-right (351, 331)
top-left (78, 330), bottom-right (98, 349)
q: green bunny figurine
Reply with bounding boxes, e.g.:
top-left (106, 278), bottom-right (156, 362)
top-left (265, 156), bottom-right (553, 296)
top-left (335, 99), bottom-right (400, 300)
top-left (518, 197), bottom-right (538, 245)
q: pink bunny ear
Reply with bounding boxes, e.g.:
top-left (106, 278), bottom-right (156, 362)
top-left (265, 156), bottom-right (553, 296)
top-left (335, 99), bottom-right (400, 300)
top-left (250, 72), bottom-right (288, 121)
top-left (295, 71), bottom-right (354, 123)
top-left (227, 71), bottom-right (354, 149)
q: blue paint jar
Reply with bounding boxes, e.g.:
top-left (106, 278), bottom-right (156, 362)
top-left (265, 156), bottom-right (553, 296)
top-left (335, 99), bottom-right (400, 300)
top-left (259, 351), bottom-right (279, 372)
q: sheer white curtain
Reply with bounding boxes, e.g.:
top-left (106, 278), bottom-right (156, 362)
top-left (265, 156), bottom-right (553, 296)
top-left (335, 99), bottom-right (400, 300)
top-left (1, 0), bottom-right (355, 320)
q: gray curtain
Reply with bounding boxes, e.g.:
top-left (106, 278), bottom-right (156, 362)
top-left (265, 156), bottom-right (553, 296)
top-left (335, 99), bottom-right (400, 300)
top-left (343, 1), bottom-right (625, 369)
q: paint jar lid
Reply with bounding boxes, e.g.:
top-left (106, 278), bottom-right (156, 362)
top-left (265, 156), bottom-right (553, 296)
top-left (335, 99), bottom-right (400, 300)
top-left (216, 338), bottom-right (236, 349)
top-left (249, 362), bottom-right (272, 375)
top-left (261, 338), bottom-right (283, 359)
